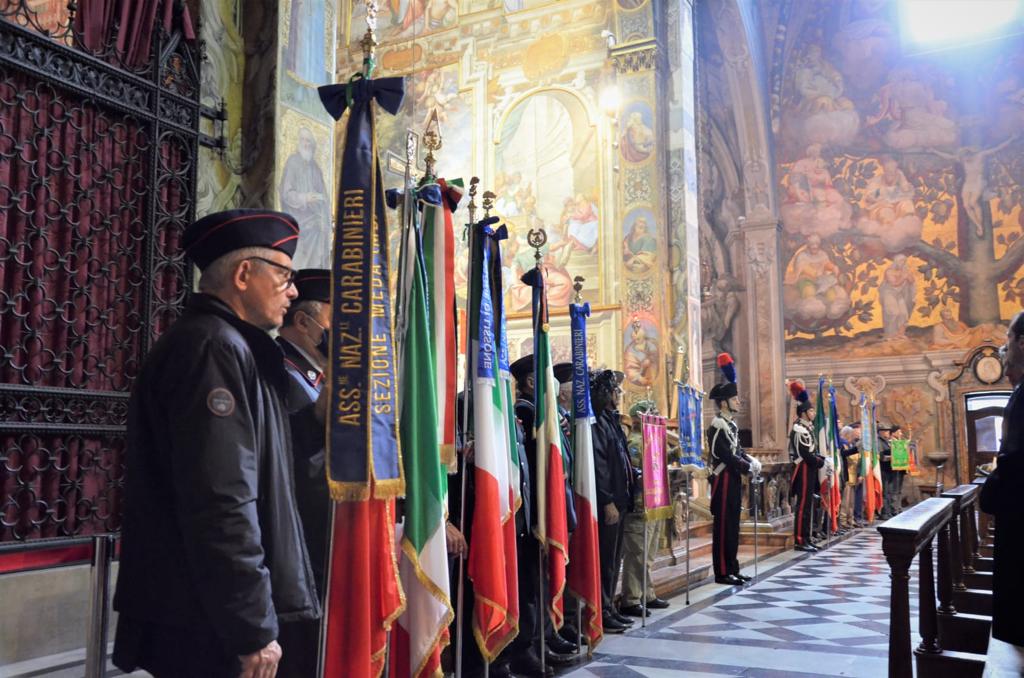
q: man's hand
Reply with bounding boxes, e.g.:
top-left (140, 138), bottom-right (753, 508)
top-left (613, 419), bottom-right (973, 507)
top-left (239, 640), bottom-right (281, 678)
top-left (314, 386), bottom-right (329, 424)
top-left (445, 522), bottom-right (468, 558)
top-left (604, 503), bottom-right (620, 526)
top-left (461, 440), bottom-right (475, 464)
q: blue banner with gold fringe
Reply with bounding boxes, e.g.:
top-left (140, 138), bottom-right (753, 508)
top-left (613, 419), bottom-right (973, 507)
top-left (318, 75), bottom-right (406, 501)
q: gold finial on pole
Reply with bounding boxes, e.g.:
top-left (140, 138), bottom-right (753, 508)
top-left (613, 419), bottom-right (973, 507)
top-left (528, 228), bottom-right (547, 267)
top-left (361, 0), bottom-right (379, 76)
top-left (422, 109), bottom-right (442, 182)
top-left (573, 276), bottom-right (585, 304)
top-left (467, 177), bottom-right (479, 227)
top-left (482, 191), bottom-right (496, 219)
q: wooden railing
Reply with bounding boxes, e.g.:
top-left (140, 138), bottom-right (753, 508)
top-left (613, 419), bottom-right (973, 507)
top-left (878, 483), bottom-right (992, 678)
top-left (878, 497), bottom-right (955, 678)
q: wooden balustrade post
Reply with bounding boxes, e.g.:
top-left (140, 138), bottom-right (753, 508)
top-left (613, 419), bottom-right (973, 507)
top-left (916, 537), bottom-right (941, 655)
top-left (969, 500), bottom-right (980, 561)
top-left (948, 512), bottom-right (966, 592)
top-left (961, 504), bottom-right (976, 574)
top-left (937, 522), bottom-right (957, 615)
top-left (886, 552), bottom-right (914, 678)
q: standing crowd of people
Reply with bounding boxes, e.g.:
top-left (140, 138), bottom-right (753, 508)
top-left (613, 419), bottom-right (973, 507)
top-left (107, 210), bottom-right (1024, 677)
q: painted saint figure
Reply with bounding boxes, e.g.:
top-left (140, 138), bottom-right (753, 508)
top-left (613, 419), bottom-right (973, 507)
top-left (620, 111), bottom-right (655, 163)
top-left (878, 254), bottom-right (915, 339)
top-left (279, 127), bottom-right (332, 270)
top-left (623, 216), bottom-right (657, 273)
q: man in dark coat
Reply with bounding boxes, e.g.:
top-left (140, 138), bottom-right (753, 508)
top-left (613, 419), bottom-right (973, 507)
top-left (981, 311), bottom-right (1024, 646)
top-left (877, 423), bottom-right (898, 519)
top-left (789, 382), bottom-right (824, 552)
top-left (511, 354), bottom-right (575, 674)
top-left (112, 209), bottom-right (321, 678)
top-left (590, 369), bottom-right (635, 633)
top-left (275, 268), bottom-right (331, 678)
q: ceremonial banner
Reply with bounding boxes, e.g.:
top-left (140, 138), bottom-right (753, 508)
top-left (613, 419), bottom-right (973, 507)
top-left (523, 265), bottom-right (569, 630)
top-left (567, 301), bottom-right (602, 649)
top-left (468, 219), bottom-right (519, 661)
top-left (319, 77), bottom-right (406, 500)
top-left (421, 178), bottom-right (463, 469)
top-left (859, 397), bottom-right (883, 520)
top-left (389, 187), bottom-right (452, 678)
top-left (677, 384), bottom-right (705, 468)
top-left (890, 439), bottom-right (910, 472)
top-left (827, 383), bottom-right (843, 530)
top-left (641, 414), bottom-right (672, 520)
top-left (318, 77), bottom-right (406, 678)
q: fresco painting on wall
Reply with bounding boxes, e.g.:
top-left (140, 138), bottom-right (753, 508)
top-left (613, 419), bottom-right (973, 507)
top-left (277, 110), bottom-right (334, 270)
top-left (775, 1), bottom-right (1024, 358)
top-left (622, 208), bottom-right (657, 274)
top-left (349, 0), bottom-right (458, 47)
top-left (496, 91), bottom-right (601, 314)
top-left (374, 64), bottom-right (472, 189)
top-left (623, 315), bottom-right (659, 390)
top-left (619, 101), bottom-right (655, 164)
top-left (283, 0), bottom-right (335, 116)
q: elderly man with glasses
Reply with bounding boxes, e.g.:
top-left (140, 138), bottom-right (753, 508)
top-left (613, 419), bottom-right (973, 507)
top-left (112, 209), bottom-right (322, 678)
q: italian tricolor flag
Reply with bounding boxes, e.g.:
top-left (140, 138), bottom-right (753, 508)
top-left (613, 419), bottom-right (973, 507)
top-left (528, 268), bottom-right (569, 630)
top-left (389, 186), bottom-right (454, 678)
top-left (420, 178), bottom-right (462, 470)
top-left (567, 302), bottom-right (602, 649)
top-left (859, 395), bottom-right (883, 520)
top-left (468, 221), bottom-right (519, 661)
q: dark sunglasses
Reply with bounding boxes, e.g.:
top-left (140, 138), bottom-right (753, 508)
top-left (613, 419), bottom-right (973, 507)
top-left (247, 256), bottom-right (297, 287)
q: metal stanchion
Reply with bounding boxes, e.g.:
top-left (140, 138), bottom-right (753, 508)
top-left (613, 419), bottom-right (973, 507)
top-left (685, 472), bottom-right (691, 605)
top-left (84, 534), bottom-right (114, 678)
top-left (641, 517), bottom-right (648, 629)
top-left (576, 595), bottom-right (583, 656)
top-left (752, 477), bottom-right (761, 582)
top-left (538, 546), bottom-right (545, 676)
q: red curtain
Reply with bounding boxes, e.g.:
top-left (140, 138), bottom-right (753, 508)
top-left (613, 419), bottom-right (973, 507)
top-left (74, 0), bottom-right (195, 69)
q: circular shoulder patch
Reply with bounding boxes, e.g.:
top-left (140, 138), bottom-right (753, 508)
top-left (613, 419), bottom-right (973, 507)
top-left (207, 388), bottom-right (236, 417)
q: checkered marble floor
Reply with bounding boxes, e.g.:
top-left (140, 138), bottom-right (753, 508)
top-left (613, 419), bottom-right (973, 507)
top-left (562, 530), bottom-right (917, 677)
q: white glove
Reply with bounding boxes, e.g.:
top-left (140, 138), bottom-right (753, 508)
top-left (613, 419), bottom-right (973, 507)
top-left (749, 456), bottom-right (762, 475)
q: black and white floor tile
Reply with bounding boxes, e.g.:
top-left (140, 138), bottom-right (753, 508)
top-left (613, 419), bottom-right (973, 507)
top-left (563, 530), bottom-right (915, 677)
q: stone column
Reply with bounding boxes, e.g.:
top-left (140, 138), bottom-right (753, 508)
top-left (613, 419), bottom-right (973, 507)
top-left (663, 0), bottom-right (703, 401)
top-left (727, 217), bottom-right (787, 448)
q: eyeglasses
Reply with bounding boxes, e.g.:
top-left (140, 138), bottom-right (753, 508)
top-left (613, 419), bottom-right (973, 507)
top-left (247, 256), bottom-right (297, 287)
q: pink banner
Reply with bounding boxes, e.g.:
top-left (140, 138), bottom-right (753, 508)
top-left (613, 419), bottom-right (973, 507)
top-left (641, 414), bottom-right (671, 519)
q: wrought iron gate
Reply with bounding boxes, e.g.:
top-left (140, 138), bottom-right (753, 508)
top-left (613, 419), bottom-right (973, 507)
top-left (0, 2), bottom-right (201, 541)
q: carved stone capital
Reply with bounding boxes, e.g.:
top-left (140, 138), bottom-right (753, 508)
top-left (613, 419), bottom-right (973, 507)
top-left (610, 41), bottom-right (658, 74)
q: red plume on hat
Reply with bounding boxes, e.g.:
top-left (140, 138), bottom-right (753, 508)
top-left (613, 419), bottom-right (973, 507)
top-left (717, 353), bottom-right (736, 384)
top-left (788, 379), bottom-right (810, 403)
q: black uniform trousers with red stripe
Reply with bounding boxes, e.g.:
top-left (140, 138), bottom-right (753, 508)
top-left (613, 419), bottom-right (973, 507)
top-left (710, 466), bottom-right (743, 578)
top-left (792, 463), bottom-right (815, 546)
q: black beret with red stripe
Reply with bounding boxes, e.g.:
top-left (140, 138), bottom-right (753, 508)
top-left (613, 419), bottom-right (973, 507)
top-left (295, 269), bottom-right (330, 303)
top-left (183, 208), bottom-right (300, 270)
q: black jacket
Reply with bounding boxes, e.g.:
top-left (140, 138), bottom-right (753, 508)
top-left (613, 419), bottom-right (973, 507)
top-left (981, 383), bottom-right (1024, 645)
top-left (707, 414), bottom-right (751, 476)
top-left (592, 409), bottom-right (634, 511)
top-left (114, 294), bottom-right (320, 661)
top-left (277, 337), bottom-right (330, 597)
top-left (878, 437), bottom-right (893, 473)
top-left (515, 397), bottom-right (577, 532)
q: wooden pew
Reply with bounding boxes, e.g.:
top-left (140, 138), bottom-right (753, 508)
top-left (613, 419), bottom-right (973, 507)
top-left (879, 497), bottom-right (986, 678)
top-left (938, 484), bottom-right (992, 655)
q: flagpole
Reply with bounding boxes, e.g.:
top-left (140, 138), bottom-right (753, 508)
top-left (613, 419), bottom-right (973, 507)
top-left (685, 470), bottom-right (691, 605)
top-left (528, 225), bottom-right (548, 677)
top-left (752, 475), bottom-right (761, 582)
top-left (454, 178), bottom-right (480, 678)
top-left (318, 4), bottom-right (376, 677)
